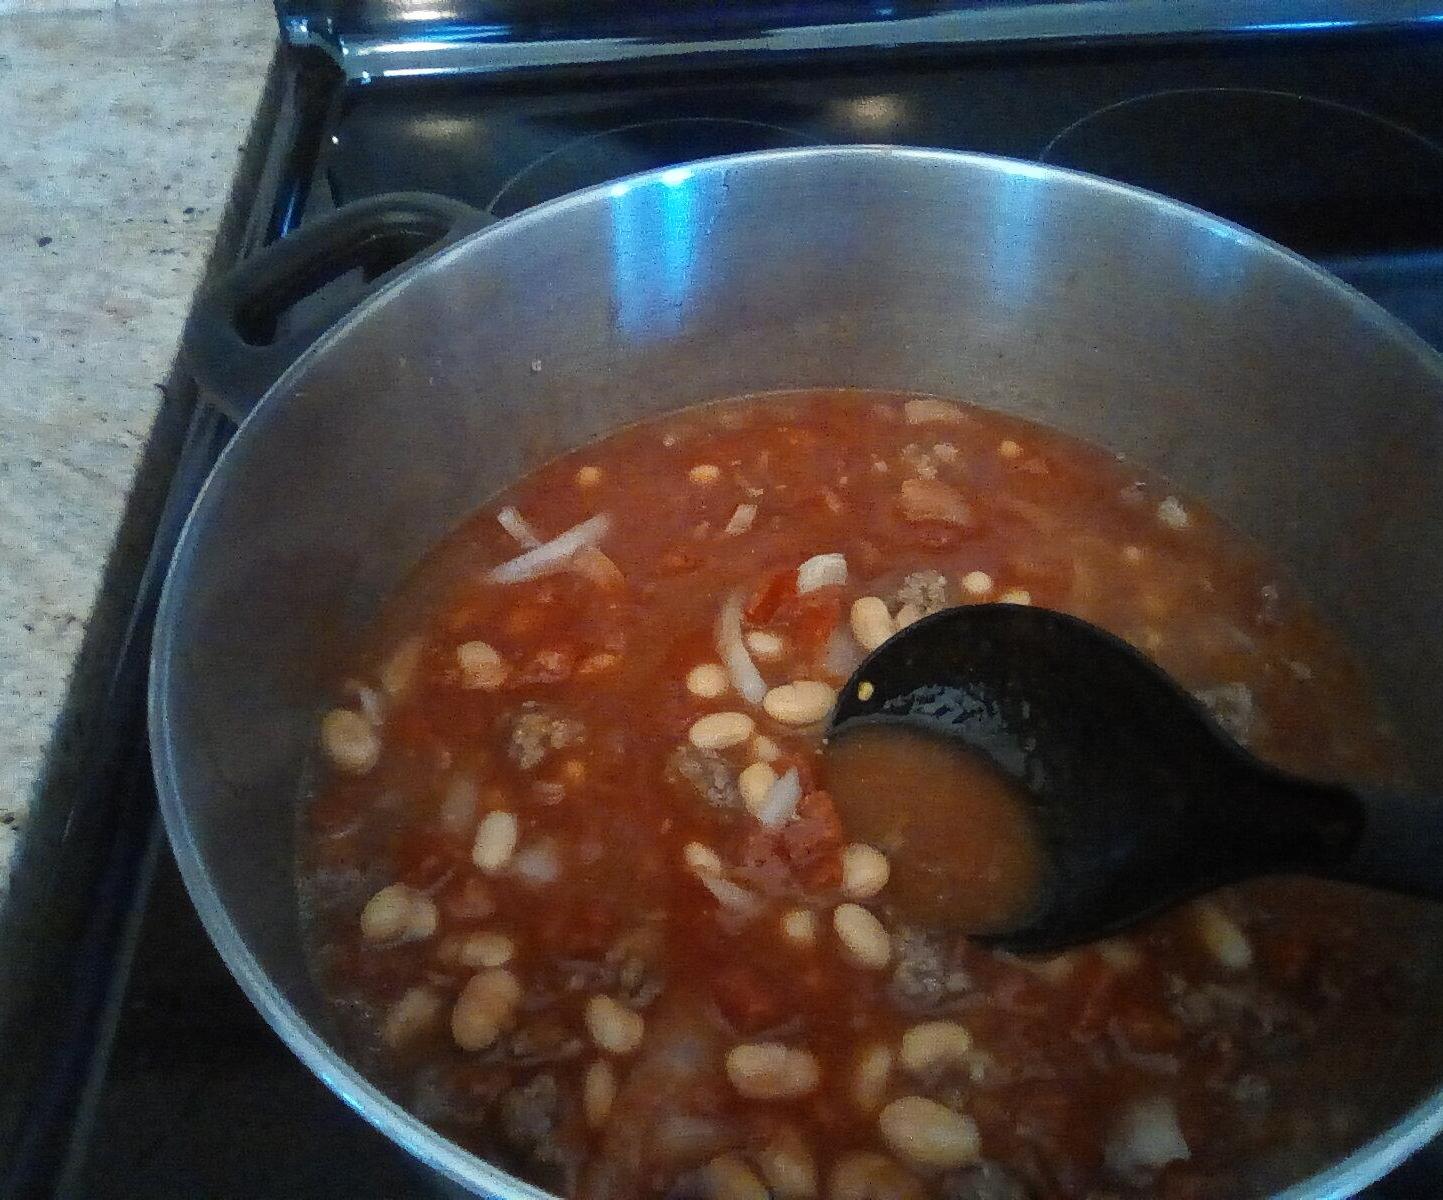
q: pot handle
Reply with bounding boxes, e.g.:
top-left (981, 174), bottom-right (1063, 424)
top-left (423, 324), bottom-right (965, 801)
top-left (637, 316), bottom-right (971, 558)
top-left (183, 192), bottom-right (493, 422)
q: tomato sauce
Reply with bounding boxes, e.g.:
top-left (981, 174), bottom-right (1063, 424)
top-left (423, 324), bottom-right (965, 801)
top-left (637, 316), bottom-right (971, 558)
top-left (301, 391), bottom-right (1438, 1200)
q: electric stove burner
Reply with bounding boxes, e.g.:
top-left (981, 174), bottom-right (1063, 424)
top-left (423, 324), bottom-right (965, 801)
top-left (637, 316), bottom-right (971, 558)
top-left (484, 117), bottom-right (817, 217)
top-left (1038, 87), bottom-right (1443, 255)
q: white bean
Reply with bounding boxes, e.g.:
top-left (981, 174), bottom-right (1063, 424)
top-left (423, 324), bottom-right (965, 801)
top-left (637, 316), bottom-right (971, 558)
top-left (739, 762), bottom-right (780, 817)
top-left (780, 908), bottom-right (819, 947)
top-left (756, 1126), bottom-right (818, 1199)
top-left (840, 844), bottom-right (890, 899)
top-left (380, 986), bottom-right (443, 1048)
top-left (1194, 902), bottom-right (1253, 970)
top-left (763, 681), bottom-right (836, 727)
top-left (834, 903), bottom-right (891, 970)
top-left (829, 1152), bottom-right (925, 1200)
top-left (703, 1154), bottom-right (769, 1200)
top-left (456, 640), bottom-right (508, 690)
top-left (453, 930), bottom-right (515, 968)
top-left (586, 995), bottom-right (645, 1055)
top-left (998, 439), bottom-right (1023, 460)
top-left (852, 1043), bottom-right (894, 1113)
top-left (899, 1022), bottom-right (973, 1075)
top-left (321, 708), bottom-right (381, 774)
top-left (687, 663), bottom-right (730, 699)
top-left (746, 630), bottom-right (787, 661)
top-left (690, 463), bottom-right (723, 485)
top-left (892, 604), bottom-right (922, 630)
top-left (583, 1059), bottom-right (616, 1128)
top-left (725, 1043), bottom-right (821, 1100)
top-left (960, 571), bottom-right (994, 597)
top-left (850, 596), bottom-right (895, 652)
top-left (689, 711), bottom-right (756, 750)
top-left (451, 967), bottom-right (521, 1050)
top-left (996, 589), bottom-right (1032, 606)
top-left (472, 810), bottom-right (519, 873)
top-left (575, 465), bottom-right (603, 488)
top-left (360, 883), bottom-right (437, 944)
top-left (878, 1096), bottom-right (982, 1170)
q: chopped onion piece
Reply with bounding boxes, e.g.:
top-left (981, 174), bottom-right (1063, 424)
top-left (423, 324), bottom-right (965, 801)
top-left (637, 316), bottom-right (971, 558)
top-left (349, 682), bottom-right (385, 727)
top-left (757, 768), bottom-right (802, 828)
top-left (718, 591), bottom-right (767, 704)
top-left (724, 504), bottom-right (758, 536)
top-left (699, 872), bottom-right (763, 917)
top-left (822, 623), bottom-right (864, 680)
top-left (497, 505), bottom-right (542, 548)
top-left (572, 545), bottom-right (626, 590)
top-left (1105, 1097), bottom-right (1190, 1177)
top-left (796, 552), bottom-right (848, 594)
top-left (486, 513), bottom-right (611, 584)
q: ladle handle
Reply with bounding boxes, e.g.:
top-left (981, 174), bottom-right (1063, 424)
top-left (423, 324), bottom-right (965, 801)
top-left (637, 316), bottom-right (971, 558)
top-left (1330, 786), bottom-right (1443, 900)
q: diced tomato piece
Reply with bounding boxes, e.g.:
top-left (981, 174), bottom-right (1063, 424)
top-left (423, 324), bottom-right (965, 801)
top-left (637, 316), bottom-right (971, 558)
top-left (712, 963), bottom-right (784, 1033)
top-left (781, 790), bottom-right (845, 890)
top-left (745, 568), bottom-right (797, 625)
top-left (782, 593), bottom-right (842, 659)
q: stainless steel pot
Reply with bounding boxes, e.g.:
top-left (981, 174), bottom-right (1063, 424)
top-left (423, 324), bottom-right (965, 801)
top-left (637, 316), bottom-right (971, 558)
top-left (152, 146), bottom-right (1443, 1199)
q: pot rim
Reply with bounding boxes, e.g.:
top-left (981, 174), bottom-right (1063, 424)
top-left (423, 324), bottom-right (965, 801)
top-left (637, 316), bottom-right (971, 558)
top-left (150, 143), bottom-right (1443, 1200)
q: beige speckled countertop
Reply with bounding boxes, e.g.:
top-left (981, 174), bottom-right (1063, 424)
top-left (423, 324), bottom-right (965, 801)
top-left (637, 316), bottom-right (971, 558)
top-left (0, 0), bottom-right (277, 892)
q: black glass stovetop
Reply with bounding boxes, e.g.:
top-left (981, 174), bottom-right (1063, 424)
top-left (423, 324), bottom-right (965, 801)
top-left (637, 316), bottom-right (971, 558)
top-left (42, 23), bottom-right (1443, 1200)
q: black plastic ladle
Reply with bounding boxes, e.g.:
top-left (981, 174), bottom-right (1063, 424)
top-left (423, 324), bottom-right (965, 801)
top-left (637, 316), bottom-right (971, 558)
top-left (826, 604), bottom-right (1443, 954)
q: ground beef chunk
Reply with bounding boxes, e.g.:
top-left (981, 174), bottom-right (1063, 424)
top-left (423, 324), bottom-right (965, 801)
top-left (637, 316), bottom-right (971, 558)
top-left (665, 745), bottom-right (741, 811)
top-left (504, 702), bottom-right (585, 770)
top-left (500, 1072), bottom-right (562, 1158)
top-left (896, 568), bottom-right (950, 615)
top-left (890, 925), bottom-right (973, 1011)
top-left (606, 926), bottom-right (667, 1008)
top-left (938, 1162), bottom-right (1033, 1200)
